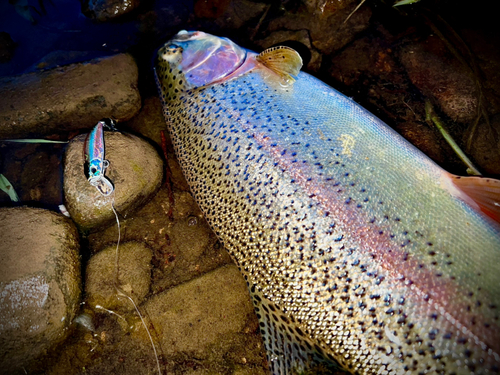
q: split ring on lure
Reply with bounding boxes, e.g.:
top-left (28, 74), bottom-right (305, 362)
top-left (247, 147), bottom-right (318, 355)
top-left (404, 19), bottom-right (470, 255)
top-left (86, 119), bottom-right (115, 196)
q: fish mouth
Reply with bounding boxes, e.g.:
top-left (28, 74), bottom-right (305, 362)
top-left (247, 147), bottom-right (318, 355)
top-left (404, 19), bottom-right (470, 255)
top-left (156, 30), bottom-right (248, 89)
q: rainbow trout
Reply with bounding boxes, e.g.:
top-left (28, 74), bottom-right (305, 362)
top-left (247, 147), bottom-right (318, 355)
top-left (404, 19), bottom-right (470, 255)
top-left (155, 31), bottom-right (500, 374)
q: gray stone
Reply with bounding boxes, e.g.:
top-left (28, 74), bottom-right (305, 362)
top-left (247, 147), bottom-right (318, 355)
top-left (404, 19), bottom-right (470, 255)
top-left (0, 54), bottom-right (141, 139)
top-left (86, 242), bottom-right (153, 312)
top-left (63, 131), bottom-right (163, 231)
top-left (0, 207), bottom-right (81, 374)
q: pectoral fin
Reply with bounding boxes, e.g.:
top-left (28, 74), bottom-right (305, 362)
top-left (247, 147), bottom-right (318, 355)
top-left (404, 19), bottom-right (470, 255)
top-left (256, 46), bottom-right (303, 85)
top-left (249, 284), bottom-right (340, 375)
top-left (448, 173), bottom-right (500, 223)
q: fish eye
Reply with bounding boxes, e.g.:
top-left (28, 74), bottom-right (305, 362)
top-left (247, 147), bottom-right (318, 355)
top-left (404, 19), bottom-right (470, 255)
top-left (166, 44), bottom-right (183, 55)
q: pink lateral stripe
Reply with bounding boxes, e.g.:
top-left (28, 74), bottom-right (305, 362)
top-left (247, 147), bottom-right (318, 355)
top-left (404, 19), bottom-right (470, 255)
top-left (243, 125), bottom-right (500, 361)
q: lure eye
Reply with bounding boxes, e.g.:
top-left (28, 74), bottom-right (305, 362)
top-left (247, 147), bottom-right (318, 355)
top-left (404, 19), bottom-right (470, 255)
top-left (90, 167), bottom-right (97, 174)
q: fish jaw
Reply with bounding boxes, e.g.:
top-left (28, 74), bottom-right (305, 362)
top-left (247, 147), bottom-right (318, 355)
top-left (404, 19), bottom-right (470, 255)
top-left (155, 30), bottom-right (248, 91)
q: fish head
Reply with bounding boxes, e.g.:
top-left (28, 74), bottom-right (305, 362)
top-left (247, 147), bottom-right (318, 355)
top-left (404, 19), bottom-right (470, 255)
top-left (155, 30), bottom-right (247, 100)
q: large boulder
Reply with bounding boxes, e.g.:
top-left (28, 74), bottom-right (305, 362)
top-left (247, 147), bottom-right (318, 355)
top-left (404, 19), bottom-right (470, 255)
top-left (0, 207), bottom-right (81, 374)
top-left (0, 53), bottom-right (141, 139)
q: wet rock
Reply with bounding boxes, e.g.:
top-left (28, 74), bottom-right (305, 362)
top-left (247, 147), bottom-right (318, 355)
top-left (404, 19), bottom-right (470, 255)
top-left (465, 114), bottom-right (500, 175)
top-left (399, 37), bottom-right (478, 124)
top-left (146, 265), bottom-right (253, 356)
top-left (123, 95), bottom-right (190, 192)
top-left (194, 0), bottom-right (231, 19)
top-left (0, 54), bottom-right (141, 139)
top-left (86, 187), bottom-right (231, 291)
top-left (31, 50), bottom-right (105, 72)
top-left (63, 131), bottom-right (163, 231)
top-left (0, 142), bottom-right (65, 206)
top-left (264, 0), bottom-right (371, 56)
top-left (82, 0), bottom-right (141, 22)
top-left (48, 264), bottom-right (263, 374)
top-left (0, 32), bottom-right (16, 63)
top-left (141, 265), bottom-right (263, 371)
top-left (86, 242), bottom-right (153, 312)
top-left (196, 0), bottom-right (267, 30)
top-left (124, 96), bottom-right (165, 147)
top-left (0, 207), bottom-right (81, 374)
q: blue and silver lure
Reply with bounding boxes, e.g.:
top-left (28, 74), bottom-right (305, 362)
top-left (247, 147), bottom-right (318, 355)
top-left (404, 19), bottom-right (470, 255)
top-left (86, 119), bottom-right (115, 196)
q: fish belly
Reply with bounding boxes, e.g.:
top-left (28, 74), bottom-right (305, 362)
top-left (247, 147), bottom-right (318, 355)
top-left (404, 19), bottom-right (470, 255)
top-left (164, 69), bottom-right (500, 374)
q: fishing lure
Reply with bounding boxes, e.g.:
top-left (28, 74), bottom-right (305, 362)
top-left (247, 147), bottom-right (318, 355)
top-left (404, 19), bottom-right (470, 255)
top-left (85, 119), bottom-right (162, 374)
top-left (86, 119), bottom-right (115, 196)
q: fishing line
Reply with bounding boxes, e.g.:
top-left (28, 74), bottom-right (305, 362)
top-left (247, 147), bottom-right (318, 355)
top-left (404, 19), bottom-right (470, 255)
top-left (110, 194), bottom-right (162, 375)
top-left (86, 119), bottom-right (162, 374)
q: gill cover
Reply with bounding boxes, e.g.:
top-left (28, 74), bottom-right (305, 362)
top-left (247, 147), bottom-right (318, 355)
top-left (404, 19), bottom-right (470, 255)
top-left (157, 30), bottom-right (247, 88)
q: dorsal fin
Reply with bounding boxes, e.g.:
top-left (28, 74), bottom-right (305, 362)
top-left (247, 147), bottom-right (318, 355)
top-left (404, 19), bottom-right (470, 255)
top-left (256, 46), bottom-right (303, 85)
top-left (248, 284), bottom-right (341, 374)
top-left (450, 174), bottom-right (500, 224)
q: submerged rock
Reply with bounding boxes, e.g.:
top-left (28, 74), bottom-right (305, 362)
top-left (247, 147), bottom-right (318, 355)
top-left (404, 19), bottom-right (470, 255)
top-left (0, 32), bottom-right (15, 64)
top-left (400, 38), bottom-right (479, 124)
top-left (466, 114), bottom-right (500, 175)
top-left (124, 96), bottom-right (165, 147)
top-left (263, 0), bottom-right (371, 57)
top-left (86, 241), bottom-right (153, 312)
top-left (0, 207), bottom-right (81, 374)
top-left (140, 264), bottom-right (264, 373)
top-left (145, 265), bottom-right (254, 357)
top-left (63, 131), bottom-right (163, 231)
top-left (82, 0), bottom-right (141, 22)
top-left (0, 53), bottom-right (141, 139)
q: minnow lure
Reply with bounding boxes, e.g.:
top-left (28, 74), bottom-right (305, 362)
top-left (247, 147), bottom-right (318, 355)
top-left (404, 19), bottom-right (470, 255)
top-left (86, 119), bottom-right (115, 196)
top-left (155, 31), bottom-right (500, 375)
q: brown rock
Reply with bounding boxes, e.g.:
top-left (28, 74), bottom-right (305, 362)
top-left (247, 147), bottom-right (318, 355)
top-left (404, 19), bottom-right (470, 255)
top-left (265, 0), bottom-right (371, 56)
top-left (124, 96), bottom-right (165, 147)
top-left (86, 242), bottom-right (153, 312)
top-left (465, 114), bottom-right (500, 175)
top-left (144, 265), bottom-right (257, 357)
top-left (0, 207), bottom-right (81, 374)
top-left (63, 131), bottom-right (163, 231)
top-left (82, 0), bottom-right (141, 22)
top-left (0, 54), bottom-right (141, 139)
top-left (399, 38), bottom-right (478, 124)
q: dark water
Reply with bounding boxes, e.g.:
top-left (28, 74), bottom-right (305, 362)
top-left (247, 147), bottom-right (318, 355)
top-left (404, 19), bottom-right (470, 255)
top-left (0, 0), bottom-right (192, 78)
